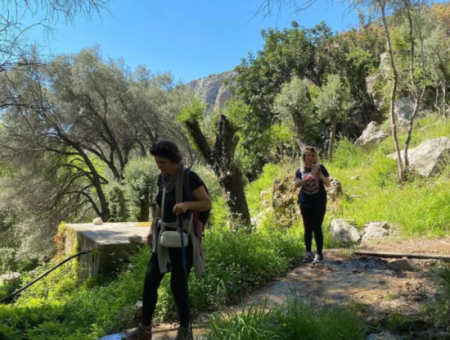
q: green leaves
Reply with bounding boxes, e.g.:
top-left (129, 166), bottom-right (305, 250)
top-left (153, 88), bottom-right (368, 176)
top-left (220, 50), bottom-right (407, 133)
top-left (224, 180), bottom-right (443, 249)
top-left (312, 74), bottom-right (355, 121)
top-left (178, 98), bottom-right (207, 124)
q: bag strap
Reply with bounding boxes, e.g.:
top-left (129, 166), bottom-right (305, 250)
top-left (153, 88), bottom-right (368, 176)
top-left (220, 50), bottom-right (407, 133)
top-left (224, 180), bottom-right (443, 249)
top-left (183, 167), bottom-right (194, 202)
top-left (161, 187), bottom-right (166, 222)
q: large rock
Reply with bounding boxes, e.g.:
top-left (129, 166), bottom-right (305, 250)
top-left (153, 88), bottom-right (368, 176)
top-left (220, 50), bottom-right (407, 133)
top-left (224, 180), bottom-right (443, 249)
top-left (361, 222), bottom-right (392, 243)
top-left (394, 97), bottom-right (425, 126)
top-left (272, 175), bottom-right (297, 228)
top-left (355, 121), bottom-right (388, 147)
top-left (366, 53), bottom-right (390, 111)
top-left (387, 259), bottom-right (415, 272)
top-left (329, 219), bottom-right (361, 244)
top-left (388, 137), bottom-right (450, 177)
top-left (326, 178), bottom-right (343, 200)
top-left (188, 71), bottom-right (237, 112)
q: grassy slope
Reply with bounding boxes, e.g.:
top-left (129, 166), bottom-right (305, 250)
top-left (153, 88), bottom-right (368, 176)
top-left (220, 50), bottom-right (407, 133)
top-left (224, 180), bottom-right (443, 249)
top-left (326, 115), bottom-right (450, 238)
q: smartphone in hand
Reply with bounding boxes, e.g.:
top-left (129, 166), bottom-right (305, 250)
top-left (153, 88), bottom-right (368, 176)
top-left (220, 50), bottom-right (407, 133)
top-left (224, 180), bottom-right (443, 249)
top-left (311, 164), bottom-right (321, 175)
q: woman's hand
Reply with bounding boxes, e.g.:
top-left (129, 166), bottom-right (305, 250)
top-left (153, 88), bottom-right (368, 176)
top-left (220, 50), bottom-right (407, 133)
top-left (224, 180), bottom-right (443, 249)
top-left (173, 202), bottom-right (189, 215)
top-left (304, 173), bottom-right (315, 182)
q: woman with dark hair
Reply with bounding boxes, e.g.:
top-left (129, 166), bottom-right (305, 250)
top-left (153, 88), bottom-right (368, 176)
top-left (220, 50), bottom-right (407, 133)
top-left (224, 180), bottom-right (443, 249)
top-left (122, 141), bottom-right (212, 340)
top-left (295, 146), bottom-right (331, 265)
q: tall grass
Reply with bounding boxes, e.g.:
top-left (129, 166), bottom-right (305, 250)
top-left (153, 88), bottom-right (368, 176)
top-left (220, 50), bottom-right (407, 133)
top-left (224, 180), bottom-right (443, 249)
top-left (206, 296), bottom-right (366, 340)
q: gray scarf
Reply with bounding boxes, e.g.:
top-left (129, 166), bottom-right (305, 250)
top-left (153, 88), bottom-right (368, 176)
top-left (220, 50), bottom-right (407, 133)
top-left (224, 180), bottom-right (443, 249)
top-left (159, 163), bottom-right (185, 204)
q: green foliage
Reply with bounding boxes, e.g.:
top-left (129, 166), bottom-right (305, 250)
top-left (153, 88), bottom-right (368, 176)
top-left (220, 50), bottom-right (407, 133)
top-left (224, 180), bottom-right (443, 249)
top-left (312, 74), bottom-right (354, 121)
top-left (122, 157), bottom-right (160, 222)
top-left (104, 181), bottom-right (128, 222)
top-left (232, 22), bottom-right (336, 176)
top-left (178, 98), bottom-right (207, 123)
top-left (370, 155), bottom-right (398, 188)
top-left (0, 248), bottom-right (16, 274)
top-left (274, 76), bottom-right (315, 139)
top-left (206, 296), bottom-right (366, 340)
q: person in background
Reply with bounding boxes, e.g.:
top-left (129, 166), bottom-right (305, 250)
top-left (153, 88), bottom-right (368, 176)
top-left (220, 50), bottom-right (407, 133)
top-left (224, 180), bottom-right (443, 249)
top-left (295, 146), bottom-right (331, 264)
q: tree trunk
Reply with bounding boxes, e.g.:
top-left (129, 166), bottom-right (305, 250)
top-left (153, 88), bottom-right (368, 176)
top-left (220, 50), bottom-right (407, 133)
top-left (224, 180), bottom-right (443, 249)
top-left (435, 85), bottom-right (442, 121)
top-left (328, 117), bottom-right (337, 162)
top-left (185, 114), bottom-right (251, 227)
top-left (442, 81), bottom-right (448, 120)
top-left (379, 0), bottom-right (404, 183)
top-left (137, 187), bottom-right (150, 222)
top-left (402, 0), bottom-right (425, 177)
top-left (219, 167), bottom-right (251, 225)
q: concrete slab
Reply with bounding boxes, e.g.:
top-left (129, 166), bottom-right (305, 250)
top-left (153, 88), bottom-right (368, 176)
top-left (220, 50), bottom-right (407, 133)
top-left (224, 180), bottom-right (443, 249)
top-left (61, 222), bottom-right (152, 278)
top-left (66, 222), bottom-right (151, 247)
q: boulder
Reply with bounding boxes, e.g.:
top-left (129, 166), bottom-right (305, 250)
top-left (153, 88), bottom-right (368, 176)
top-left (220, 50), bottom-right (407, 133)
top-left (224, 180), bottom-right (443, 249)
top-left (93, 217), bottom-right (103, 225)
top-left (361, 222), bottom-right (392, 243)
top-left (272, 176), bottom-right (296, 228)
top-left (128, 235), bottom-right (143, 244)
top-left (388, 137), bottom-right (450, 177)
top-left (366, 52), bottom-right (390, 111)
top-left (327, 178), bottom-right (343, 200)
top-left (394, 97), bottom-right (425, 126)
top-left (329, 219), bottom-right (361, 244)
top-left (354, 121), bottom-right (388, 147)
top-left (387, 259), bottom-right (415, 272)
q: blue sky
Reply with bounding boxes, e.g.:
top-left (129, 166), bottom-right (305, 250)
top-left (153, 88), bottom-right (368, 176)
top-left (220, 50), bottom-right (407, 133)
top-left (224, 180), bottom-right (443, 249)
top-left (20, 0), bottom-right (360, 83)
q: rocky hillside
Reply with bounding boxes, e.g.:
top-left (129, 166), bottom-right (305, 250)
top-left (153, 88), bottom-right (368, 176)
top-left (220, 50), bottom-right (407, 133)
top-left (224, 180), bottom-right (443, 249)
top-left (188, 70), bottom-right (237, 112)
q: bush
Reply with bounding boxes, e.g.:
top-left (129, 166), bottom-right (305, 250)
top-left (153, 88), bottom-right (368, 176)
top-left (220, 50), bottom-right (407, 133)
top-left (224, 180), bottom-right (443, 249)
top-left (0, 248), bottom-right (16, 274)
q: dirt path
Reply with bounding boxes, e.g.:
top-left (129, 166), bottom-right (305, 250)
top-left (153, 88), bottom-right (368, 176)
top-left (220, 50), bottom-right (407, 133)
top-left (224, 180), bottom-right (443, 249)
top-left (101, 239), bottom-right (449, 340)
top-left (358, 236), bottom-right (450, 255)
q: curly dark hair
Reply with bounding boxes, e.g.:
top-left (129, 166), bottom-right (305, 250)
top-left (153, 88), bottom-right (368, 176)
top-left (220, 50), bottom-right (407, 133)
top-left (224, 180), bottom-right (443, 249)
top-left (150, 140), bottom-right (183, 163)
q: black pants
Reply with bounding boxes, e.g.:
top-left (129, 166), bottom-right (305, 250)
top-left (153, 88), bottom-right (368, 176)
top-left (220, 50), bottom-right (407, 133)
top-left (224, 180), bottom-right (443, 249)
top-left (141, 241), bottom-right (193, 327)
top-left (300, 205), bottom-right (326, 256)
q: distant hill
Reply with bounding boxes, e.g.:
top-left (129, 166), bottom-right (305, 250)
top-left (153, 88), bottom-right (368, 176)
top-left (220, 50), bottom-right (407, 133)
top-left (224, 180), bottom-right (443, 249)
top-left (188, 70), bottom-right (237, 112)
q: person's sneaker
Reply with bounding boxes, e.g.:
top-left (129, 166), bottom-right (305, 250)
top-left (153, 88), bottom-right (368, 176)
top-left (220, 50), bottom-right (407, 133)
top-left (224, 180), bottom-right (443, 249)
top-left (302, 252), bottom-right (314, 263)
top-left (121, 323), bottom-right (152, 340)
top-left (175, 327), bottom-right (193, 340)
top-left (312, 254), bottom-right (324, 264)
